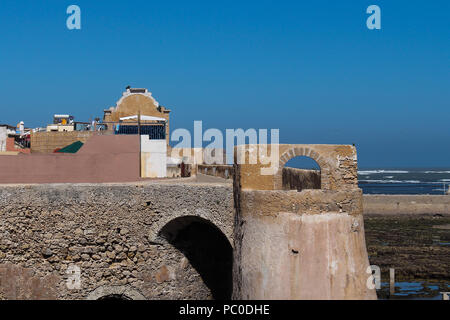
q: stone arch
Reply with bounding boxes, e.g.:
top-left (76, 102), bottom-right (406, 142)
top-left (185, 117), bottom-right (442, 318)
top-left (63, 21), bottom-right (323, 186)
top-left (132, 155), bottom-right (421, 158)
top-left (276, 146), bottom-right (331, 190)
top-left (86, 285), bottom-right (146, 300)
top-left (148, 209), bottom-right (234, 245)
top-left (157, 216), bottom-right (233, 300)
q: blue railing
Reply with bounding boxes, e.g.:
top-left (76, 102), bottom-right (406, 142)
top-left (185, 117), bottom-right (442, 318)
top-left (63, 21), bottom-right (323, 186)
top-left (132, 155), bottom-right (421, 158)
top-left (115, 125), bottom-right (166, 140)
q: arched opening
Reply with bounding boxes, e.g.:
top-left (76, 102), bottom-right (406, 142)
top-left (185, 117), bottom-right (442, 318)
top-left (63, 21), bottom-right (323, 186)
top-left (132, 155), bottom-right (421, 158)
top-left (159, 216), bottom-right (233, 300)
top-left (97, 294), bottom-right (132, 300)
top-left (282, 156), bottom-right (321, 191)
top-left (86, 285), bottom-right (146, 300)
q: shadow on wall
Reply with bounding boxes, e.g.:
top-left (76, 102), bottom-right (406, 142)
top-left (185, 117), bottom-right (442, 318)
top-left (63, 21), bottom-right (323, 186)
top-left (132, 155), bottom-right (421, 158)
top-left (159, 216), bottom-right (233, 300)
top-left (282, 168), bottom-right (321, 191)
top-left (282, 156), bottom-right (321, 191)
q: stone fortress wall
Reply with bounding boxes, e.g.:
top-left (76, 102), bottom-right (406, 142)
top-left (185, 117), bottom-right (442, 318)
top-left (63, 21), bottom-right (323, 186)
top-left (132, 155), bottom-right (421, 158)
top-left (0, 183), bottom-right (234, 300)
top-left (0, 87), bottom-right (444, 300)
top-left (0, 143), bottom-right (377, 300)
top-left (232, 144), bottom-right (376, 299)
top-left (198, 164), bottom-right (322, 192)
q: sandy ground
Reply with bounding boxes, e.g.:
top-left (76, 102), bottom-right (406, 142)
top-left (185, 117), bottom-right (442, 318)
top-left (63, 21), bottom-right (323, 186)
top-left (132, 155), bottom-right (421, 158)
top-left (363, 194), bottom-right (450, 215)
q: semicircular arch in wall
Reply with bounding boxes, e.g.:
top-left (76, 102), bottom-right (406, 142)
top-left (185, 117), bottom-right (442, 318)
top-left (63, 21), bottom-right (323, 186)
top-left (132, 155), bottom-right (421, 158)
top-left (157, 215), bottom-right (234, 300)
top-left (148, 209), bottom-right (234, 246)
top-left (276, 146), bottom-right (331, 190)
top-left (86, 285), bottom-right (147, 300)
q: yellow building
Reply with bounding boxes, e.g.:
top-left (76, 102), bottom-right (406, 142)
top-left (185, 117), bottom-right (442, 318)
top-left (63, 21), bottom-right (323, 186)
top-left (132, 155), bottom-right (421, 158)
top-left (103, 88), bottom-right (171, 146)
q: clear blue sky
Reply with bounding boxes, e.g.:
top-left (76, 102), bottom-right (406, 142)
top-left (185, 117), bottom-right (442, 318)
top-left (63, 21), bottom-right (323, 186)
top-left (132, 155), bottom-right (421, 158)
top-left (0, 0), bottom-right (448, 168)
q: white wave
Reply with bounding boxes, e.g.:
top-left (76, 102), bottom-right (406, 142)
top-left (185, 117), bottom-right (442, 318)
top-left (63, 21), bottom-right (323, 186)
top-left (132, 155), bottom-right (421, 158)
top-left (439, 179), bottom-right (450, 182)
top-left (358, 170), bottom-right (409, 175)
top-left (384, 176), bottom-right (394, 179)
top-left (359, 179), bottom-right (421, 184)
top-left (423, 171), bottom-right (450, 174)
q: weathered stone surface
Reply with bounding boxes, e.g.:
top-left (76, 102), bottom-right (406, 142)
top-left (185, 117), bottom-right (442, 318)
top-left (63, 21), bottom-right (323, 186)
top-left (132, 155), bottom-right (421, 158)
top-left (0, 143), bottom-right (376, 300)
top-left (0, 183), bottom-right (234, 300)
top-left (235, 144), bottom-right (358, 191)
top-left (0, 263), bottom-right (60, 300)
top-left (232, 144), bottom-right (376, 300)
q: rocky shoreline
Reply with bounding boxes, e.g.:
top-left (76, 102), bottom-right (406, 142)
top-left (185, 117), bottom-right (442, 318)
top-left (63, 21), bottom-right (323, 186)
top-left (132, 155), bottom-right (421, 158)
top-left (364, 212), bottom-right (449, 298)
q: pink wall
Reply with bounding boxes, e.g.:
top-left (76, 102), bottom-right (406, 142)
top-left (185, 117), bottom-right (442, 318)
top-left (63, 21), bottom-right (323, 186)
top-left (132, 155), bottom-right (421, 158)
top-left (0, 135), bottom-right (140, 184)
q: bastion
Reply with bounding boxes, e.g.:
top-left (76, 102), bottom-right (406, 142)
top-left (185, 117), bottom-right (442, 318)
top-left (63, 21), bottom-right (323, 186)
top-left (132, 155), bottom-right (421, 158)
top-left (0, 182), bottom-right (234, 300)
top-left (232, 144), bottom-right (376, 299)
top-left (0, 143), bottom-right (376, 300)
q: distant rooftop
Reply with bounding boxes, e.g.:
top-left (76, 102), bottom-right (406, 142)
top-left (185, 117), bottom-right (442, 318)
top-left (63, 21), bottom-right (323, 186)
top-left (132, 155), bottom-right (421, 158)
top-left (0, 124), bottom-right (15, 129)
top-left (128, 88), bottom-right (147, 94)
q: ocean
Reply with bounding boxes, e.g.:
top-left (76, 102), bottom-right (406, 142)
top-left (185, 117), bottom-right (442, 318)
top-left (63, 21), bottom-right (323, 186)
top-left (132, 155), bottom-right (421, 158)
top-left (358, 169), bottom-right (450, 195)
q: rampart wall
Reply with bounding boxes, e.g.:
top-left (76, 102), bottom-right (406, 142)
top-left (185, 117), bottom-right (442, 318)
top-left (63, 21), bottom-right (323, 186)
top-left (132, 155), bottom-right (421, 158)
top-left (0, 182), bottom-right (234, 300)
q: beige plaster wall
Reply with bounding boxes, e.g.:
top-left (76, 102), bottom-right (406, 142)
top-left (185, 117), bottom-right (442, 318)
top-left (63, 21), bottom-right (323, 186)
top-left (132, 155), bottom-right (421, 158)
top-left (235, 144), bottom-right (358, 191)
top-left (232, 144), bottom-right (376, 300)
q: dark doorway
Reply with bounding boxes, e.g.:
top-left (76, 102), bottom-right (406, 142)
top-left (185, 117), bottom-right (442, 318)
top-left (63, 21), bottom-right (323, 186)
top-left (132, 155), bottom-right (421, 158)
top-left (159, 216), bottom-right (233, 300)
